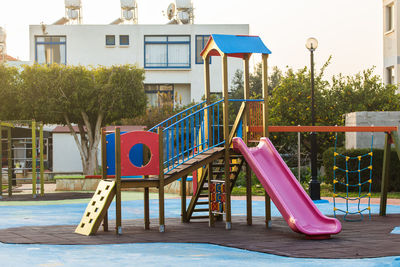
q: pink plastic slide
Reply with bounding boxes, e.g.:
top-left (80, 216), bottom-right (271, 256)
top-left (233, 137), bottom-right (341, 239)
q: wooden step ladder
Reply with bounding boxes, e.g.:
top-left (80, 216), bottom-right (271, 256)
top-left (75, 180), bottom-right (115, 236)
top-left (185, 153), bottom-right (244, 222)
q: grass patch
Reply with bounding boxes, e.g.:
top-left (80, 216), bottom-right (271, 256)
top-left (232, 185), bottom-right (266, 196)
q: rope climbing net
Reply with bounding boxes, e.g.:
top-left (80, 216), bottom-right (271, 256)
top-left (333, 133), bottom-right (373, 221)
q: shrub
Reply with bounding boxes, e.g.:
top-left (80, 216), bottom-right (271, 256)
top-left (322, 147), bottom-right (400, 192)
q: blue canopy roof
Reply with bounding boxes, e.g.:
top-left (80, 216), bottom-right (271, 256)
top-left (201, 34), bottom-right (271, 58)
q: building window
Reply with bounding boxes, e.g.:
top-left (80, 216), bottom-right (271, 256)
top-left (106, 35), bottom-right (115, 46)
top-left (386, 4), bottom-right (394, 33)
top-left (35, 36), bottom-right (66, 65)
top-left (195, 35), bottom-right (211, 64)
top-left (144, 84), bottom-right (174, 107)
top-left (120, 35), bottom-right (129, 46)
top-left (387, 66), bottom-right (395, 85)
top-left (144, 36), bottom-right (190, 68)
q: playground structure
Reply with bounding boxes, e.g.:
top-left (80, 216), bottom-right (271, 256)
top-left (0, 120), bottom-right (46, 199)
top-left (76, 34), bottom-right (400, 239)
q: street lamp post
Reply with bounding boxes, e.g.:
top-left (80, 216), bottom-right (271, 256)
top-left (306, 37), bottom-right (320, 200)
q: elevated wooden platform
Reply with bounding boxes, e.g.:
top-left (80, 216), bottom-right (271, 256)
top-left (120, 147), bottom-right (225, 189)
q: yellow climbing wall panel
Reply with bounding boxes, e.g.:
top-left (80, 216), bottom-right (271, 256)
top-left (75, 180), bottom-right (116, 236)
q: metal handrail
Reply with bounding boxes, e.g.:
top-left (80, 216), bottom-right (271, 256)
top-left (149, 100), bottom-right (206, 132)
top-left (161, 100), bottom-right (224, 173)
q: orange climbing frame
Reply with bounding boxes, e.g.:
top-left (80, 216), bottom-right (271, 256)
top-left (249, 126), bottom-right (398, 133)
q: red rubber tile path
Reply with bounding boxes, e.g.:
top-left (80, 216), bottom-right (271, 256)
top-left (0, 215), bottom-right (400, 259)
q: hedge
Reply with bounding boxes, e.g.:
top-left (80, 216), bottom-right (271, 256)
top-left (322, 147), bottom-right (400, 192)
top-left (54, 175), bottom-right (85, 179)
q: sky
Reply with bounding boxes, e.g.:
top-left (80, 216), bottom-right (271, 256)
top-left (0, 0), bottom-right (383, 79)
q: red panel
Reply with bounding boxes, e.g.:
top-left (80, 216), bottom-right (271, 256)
top-left (120, 131), bottom-right (159, 176)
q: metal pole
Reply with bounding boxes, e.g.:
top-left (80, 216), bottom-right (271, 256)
top-left (7, 127), bottom-right (12, 196)
top-left (309, 49), bottom-right (320, 200)
top-left (32, 120), bottom-right (37, 198)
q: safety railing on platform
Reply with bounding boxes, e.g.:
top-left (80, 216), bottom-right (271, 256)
top-left (162, 100), bottom-right (224, 173)
top-left (149, 100), bottom-right (206, 132)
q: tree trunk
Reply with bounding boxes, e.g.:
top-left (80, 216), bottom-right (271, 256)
top-left (64, 112), bottom-right (103, 175)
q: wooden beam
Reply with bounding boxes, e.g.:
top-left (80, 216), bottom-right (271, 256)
top-left (244, 54), bottom-right (252, 226)
top-left (0, 124), bottom-right (2, 199)
top-left (101, 128), bottom-right (108, 232)
top-left (101, 128), bottom-right (107, 180)
top-left (380, 133), bottom-right (391, 216)
top-left (228, 102), bottom-right (246, 145)
top-left (115, 128), bottom-right (122, 234)
top-left (144, 187), bottom-right (150, 230)
top-left (222, 53), bottom-right (232, 230)
top-left (243, 54), bottom-right (250, 145)
top-left (39, 123), bottom-right (44, 196)
top-left (186, 165), bottom-right (209, 221)
top-left (121, 179), bottom-right (160, 188)
top-left (204, 55), bottom-right (213, 147)
top-left (204, 56), bottom-right (211, 104)
top-left (158, 127), bottom-right (165, 232)
top-left (0, 122), bottom-right (13, 128)
top-left (390, 131), bottom-right (400, 161)
top-left (250, 126), bottom-right (399, 133)
top-left (208, 163), bottom-right (215, 227)
top-left (262, 54), bottom-right (271, 228)
top-left (246, 163), bottom-right (252, 225)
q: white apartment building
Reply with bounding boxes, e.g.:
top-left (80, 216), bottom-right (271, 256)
top-left (383, 0), bottom-right (399, 87)
top-left (29, 24), bottom-right (249, 106)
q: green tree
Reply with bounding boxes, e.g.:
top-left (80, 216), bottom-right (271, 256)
top-left (0, 64), bottom-right (19, 120)
top-left (19, 64), bottom-right (146, 174)
top-left (229, 59), bottom-right (400, 156)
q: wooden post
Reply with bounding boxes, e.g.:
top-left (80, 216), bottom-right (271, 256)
top-left (7, 127), bottom-right (12, 196)
top-left (143, 143), bottom-right (150, 230)
top-left (181, 175), bottom-right (187, 223)
top-left (221, 53), bottom-right (232, 230)
top-left (115, 128), bottom-right (122, 234)
top-left (262, 54), bottom-right (271, 228)
top-left (39, 123), bottom-right (44, 196)
top-left (243, 54), bottom-right (252, 225)
top-left (101, 128), bottom-right (107, 180)
top-left (100, 128), bottom-right (109, 232)
top-left (204, 55), bottom-right (212, 148)
top-left (32, 120), bottom-right (37, 197)
top-left (380, 132), bottom-right (391, 216)
top-left (208, 163), bottom-right (215, 227)
top-left (158, 127), bottom-right (165, 232)
top-left (0, 124), bottom-right (2, 199)
top-left (390, 130), bottom-right (400, 160)
top-left (144, 187), bottom-right (150, 229)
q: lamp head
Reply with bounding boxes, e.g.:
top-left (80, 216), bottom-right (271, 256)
top-left (306, 37), bottom-right (318, 51)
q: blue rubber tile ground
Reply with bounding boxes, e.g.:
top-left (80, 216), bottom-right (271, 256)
top-left (1, 199), bottom-right (400, 266)
top-left (0, 199), bottom-right (399, 229)
top-left (1, 243), bottom-right (400, 267)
